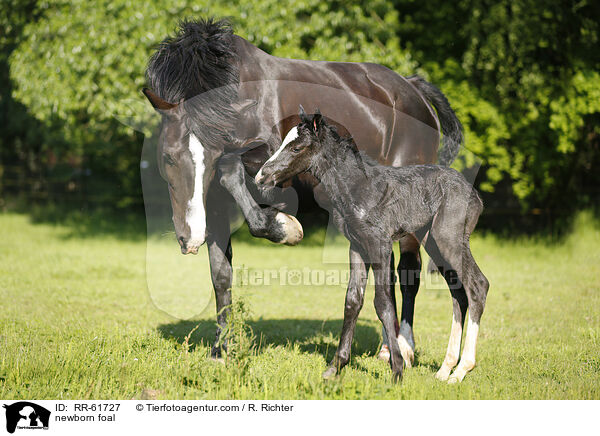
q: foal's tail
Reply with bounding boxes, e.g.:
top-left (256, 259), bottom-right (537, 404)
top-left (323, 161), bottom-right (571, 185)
top-left (408, 75), bottom-right (463, 166)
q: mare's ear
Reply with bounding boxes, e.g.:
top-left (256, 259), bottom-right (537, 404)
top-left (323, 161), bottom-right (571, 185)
top-left (142, 88), bottom-right (179, 111)
top-left (312, 109), bottom-right (324, 134)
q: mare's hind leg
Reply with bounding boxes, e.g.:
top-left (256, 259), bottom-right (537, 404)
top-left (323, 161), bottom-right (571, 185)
top-left (323, 244), bottom-right (370, 379)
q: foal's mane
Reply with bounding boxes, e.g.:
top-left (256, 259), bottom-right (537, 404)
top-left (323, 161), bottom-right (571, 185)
top-left (317, 121), bottom-right (372, 176)
top-left (146, 18), bottom-right (240, 147)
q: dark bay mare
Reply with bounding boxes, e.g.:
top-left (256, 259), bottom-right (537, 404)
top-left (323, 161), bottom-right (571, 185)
top-left (256, 109), bottom-right (489, 382)
top-left (141, 18), bottom-right (464, 363)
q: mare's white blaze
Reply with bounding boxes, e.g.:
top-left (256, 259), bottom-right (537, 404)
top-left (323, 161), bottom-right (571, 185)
top-left (186, 134), bottom-right (206, 247)
top-left (435, 314), bottom-right (463, 381)
top-left (448, 315), bottom-right (479, 383)
top-left (255, 126), bottom-right (299, 182)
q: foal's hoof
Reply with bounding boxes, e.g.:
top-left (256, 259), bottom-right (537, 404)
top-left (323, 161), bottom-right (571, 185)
top-left (275, 212), bottom-right (304, 245)
top-left (391, 371), bottom-right (403, 384)
top-left (322, 367), bottom-right (338, 380)
top-left (435, 366), bottom-right (452, 382)
top-left (447, 375), bottom-right (460, 384)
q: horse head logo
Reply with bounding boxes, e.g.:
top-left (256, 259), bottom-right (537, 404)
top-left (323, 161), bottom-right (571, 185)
top-left (3, 402), bottom-right (51, 433)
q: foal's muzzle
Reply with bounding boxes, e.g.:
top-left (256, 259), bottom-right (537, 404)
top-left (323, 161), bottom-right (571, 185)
top-left (255, 168), bottom-right (277, 186)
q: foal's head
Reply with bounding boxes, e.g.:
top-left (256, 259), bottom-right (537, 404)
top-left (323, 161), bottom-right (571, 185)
top-left (255, 107), bottom-right (327, 186)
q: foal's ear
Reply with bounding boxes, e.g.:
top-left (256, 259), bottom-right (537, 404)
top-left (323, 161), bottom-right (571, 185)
top-left (299, 105), bottom-right (309, 123)
top-left (312, 109), bottom-right (323, 134)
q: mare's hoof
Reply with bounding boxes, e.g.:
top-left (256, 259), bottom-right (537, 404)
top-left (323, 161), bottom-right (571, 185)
top-left (275, 212), bottom-right (303, 245)
top-left (397, 335), bottom-right (414, 368)
top-left (322, 367), bottom-right (338, 380)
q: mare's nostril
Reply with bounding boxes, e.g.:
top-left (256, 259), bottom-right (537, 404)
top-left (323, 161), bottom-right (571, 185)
top-left (178, 237), bottom-right (186, 248)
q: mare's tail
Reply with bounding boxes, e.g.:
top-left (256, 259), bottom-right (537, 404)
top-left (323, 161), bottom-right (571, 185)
top-left (408, 75), bottom-right (463, 166)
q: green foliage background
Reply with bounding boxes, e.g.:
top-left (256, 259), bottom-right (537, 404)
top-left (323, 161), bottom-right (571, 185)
top-left (1, 0), bottom-right (599, 228)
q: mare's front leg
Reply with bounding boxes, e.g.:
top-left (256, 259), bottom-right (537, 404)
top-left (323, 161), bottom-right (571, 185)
top-left (217, 153), bottom-right (303, 245)
top-left (323, 244), bottom-right (369, 379)
top-left (206, 187), bottom-right (234, 358)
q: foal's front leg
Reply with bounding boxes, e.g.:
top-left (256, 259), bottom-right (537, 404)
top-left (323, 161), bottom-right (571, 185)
top-left (380, 234), bottom-right (422, 367)
top-left (372, 244), bottom-right (404, 382)
top-left (323, 245), bottom-right (369, 379)
top-left (218, 153), bottom-right (303, 245)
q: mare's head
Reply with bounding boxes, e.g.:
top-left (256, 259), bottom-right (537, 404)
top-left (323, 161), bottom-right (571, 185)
top-left (255, 107), bottom-right (328, 186)
top-left (143, 89), bottom-right (223, 254)
top-left (143, 18), bottom-right (238, 254)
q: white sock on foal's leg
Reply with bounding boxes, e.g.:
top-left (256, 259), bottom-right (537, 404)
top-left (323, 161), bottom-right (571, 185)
top-left (435, 314), bottom-right (463, 381)
top-left (448, 315), bottom-right (479, 384)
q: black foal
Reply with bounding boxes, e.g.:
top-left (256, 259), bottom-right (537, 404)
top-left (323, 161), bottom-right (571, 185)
top-left (256, 108), bottom-right (489, 383)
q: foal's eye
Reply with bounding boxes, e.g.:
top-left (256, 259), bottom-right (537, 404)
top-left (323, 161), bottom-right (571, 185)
top-left (292, 146), bottom-right (303, 153)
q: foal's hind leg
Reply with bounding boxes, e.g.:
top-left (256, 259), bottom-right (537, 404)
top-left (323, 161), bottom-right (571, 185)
top-left (428, 198), bottom-right (489, 383)
top-left (424, 236), bottom-right (468, 381)
top-left (436, 274), bottom-right (468, 381)
top-left (448, 249), bottom-right (489, 384)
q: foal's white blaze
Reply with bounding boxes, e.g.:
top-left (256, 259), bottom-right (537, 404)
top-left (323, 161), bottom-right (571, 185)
top-left (255, 126), bottom-right (299, 183)
top-left (186, 134), bottom-right (207, 247)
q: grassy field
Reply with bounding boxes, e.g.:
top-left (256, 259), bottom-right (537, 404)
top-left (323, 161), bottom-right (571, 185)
top-left (0, 211), bottom-right (599, 399)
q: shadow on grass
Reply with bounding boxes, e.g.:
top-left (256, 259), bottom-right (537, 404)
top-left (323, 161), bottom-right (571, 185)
top-left (23, 202), bottom-right (148, 241)
top-left (157, 318), bottom-right (381, 363)
top-left (15, 199), bottom-right (334, 246)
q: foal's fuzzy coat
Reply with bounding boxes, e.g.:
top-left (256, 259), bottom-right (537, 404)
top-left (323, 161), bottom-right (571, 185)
top-left (256, 109), bottom-right (489, 383)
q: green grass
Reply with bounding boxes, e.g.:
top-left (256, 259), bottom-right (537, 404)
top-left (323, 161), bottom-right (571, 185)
top-left (0, 211), bottom-right (599, 399)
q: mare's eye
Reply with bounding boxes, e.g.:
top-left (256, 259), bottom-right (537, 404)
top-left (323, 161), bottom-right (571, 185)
top-left (292, 146), bottom-right (303, 153)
